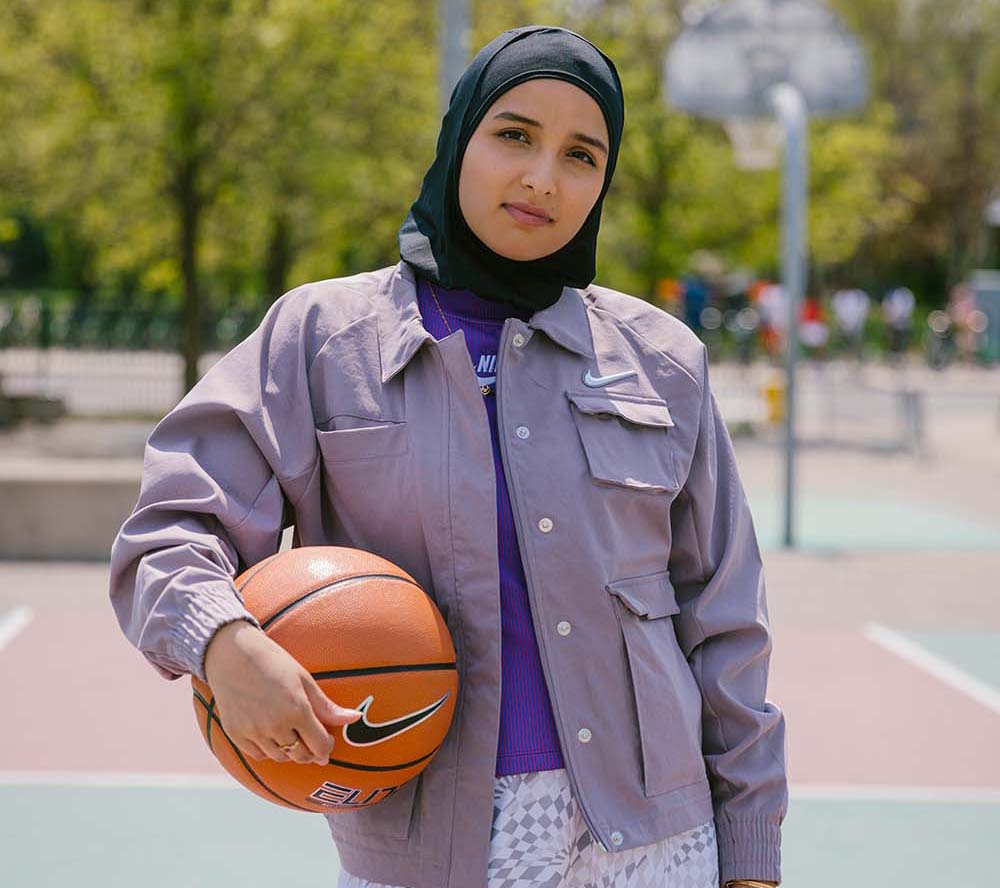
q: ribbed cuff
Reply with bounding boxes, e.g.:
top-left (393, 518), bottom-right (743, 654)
top-left (171, 579), bottom-right (262, 683)
top-left (714, 816), bottom-right (782, 886)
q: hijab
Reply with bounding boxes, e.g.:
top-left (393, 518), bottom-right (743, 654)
top-left (397, 25), bottom-right (625, 313)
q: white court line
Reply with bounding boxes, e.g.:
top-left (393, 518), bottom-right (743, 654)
top-left (0, 606), bottom-right (33, 653)
top-left (864, 622), bottom-right (1000, 715)
top-left (790, 783), bottom-right (1000, 804)
top-left (0, 771), bottom-right (236, 789)
top-left (1, 772), bottom-right (998, 803)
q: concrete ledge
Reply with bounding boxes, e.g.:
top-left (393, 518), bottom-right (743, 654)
top-left (0, 459), bottom-right (141, 560)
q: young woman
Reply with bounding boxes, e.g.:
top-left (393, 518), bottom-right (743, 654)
top-left (110, 25), bottom-right (786, 888)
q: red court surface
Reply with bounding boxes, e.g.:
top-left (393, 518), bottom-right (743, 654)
top-left (3, 604), bottom-right (998, 794)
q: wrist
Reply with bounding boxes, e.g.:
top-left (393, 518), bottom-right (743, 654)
top-left (204, 618), bottom-right (258, 682)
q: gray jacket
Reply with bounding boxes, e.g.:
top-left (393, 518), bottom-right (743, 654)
top-left (109, 259), bottom-right (787, 887)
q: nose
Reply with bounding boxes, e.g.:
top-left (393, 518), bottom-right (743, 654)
top-left (520, 154), bottom-right (557, 197)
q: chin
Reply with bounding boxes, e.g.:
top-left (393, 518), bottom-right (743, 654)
top-left (490, 236), bottom-right (562, 262)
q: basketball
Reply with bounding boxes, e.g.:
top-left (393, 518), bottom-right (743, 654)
top-left (190, 545), bottom-right (458, 814)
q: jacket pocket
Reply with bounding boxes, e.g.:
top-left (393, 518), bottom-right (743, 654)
top-left (314, 420), bottom-right (409, 464)
top-left (324, 770), bottom-right (421, 843)
top-left (606, 568), bottom-right (706, 797)
top-left (313, 420), bottom-right (418, 549)
top-left (565, 390), bottom-right (679, 494)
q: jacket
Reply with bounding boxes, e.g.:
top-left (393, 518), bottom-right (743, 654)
top-left (109, 258), bottom-right (788, 887)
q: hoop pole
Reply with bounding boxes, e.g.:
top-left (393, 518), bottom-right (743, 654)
top-left (769, 82), bottom-right (808, 548)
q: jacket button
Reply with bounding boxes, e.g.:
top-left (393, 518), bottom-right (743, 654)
top-left (557, 620), bottom-right (571, 635)
top-left (577, 727), bottom-right (592, 743)
top-left (516, 425), bottom-right (530, 439)
top-left (512, 333), bottom-right (526, 347)
top-left (538, 517), bottom-right (554, 532)
top-left (610, 831), bottom-right (623, 846)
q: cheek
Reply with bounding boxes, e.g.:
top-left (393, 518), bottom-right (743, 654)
top-left (459, 154), bottom-right (501, 220)
top-left (563, 177), bottom-right (603, 229)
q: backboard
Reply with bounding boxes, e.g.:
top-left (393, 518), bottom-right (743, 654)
top-left (665, 0), bottom-right (867, 120)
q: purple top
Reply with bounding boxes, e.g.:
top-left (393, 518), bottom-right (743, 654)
top-left (416, 275), bottom-right (565, 778)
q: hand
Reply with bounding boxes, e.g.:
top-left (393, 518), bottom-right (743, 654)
top-left (204, 620), bottom-right (363, 765)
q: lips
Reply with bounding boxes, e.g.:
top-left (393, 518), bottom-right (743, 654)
top-left (504, 202), bottom-right (553, 225)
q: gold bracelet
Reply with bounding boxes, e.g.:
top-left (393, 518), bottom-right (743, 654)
top-left (726, 881), bottom-right (777, 888)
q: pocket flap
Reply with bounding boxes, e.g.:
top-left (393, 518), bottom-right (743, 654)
top-left (565, 390), bottom-right (675, 428)
top-left (314, 421), bottom-right (408, 463)
top-left (606, 569), bottom-right (679, 618)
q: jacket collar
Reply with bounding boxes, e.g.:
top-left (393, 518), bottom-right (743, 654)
top-left (376, 260), bottom-right (595, 385)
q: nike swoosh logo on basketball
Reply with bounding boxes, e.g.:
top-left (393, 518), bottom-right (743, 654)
top-left (582, 369), bottom-right (638, 388)
top-left (343, 693), bottom-right (451, 746)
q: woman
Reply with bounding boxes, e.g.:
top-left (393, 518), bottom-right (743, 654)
top-left (110, 25), bottom-right (786, 888)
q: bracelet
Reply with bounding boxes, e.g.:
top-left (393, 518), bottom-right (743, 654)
top-left (725, 881), bottom-right (777, 888)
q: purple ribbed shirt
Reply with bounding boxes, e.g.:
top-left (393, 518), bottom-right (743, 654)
top-left (415, 274), bottom-right (565, 778)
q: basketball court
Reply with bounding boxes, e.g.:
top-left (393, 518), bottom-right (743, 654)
top-left (2, 376), bottom-right (998, 887)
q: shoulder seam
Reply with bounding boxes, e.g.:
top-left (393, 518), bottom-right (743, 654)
top-left (585, 298), bottom-right (704, 393)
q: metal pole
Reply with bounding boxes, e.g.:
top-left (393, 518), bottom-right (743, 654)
top-left (769, 83), bottom-right (808, 548)
top-left (438, 0), bottom-right (469, 121)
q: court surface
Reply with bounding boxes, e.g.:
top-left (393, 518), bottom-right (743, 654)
top-left (2, 377), bottom-right (998, 887)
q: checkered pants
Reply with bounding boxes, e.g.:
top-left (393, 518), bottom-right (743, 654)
top-left (338, 767), bottom-right (720, 888)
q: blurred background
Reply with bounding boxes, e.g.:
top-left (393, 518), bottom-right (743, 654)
top-left (0, 1), bottom-right (998, 887)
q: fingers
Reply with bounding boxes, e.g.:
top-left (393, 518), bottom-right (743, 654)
top-left (293, 703), bottom-right (338, 765)
top-left (302, 675), bottom-right (363, 728)
top-left (236, 737), bottom-right (282, 763)
top-left (265, 731), bottom-right (313, 765)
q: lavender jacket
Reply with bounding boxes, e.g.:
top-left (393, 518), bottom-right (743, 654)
top-left (109, 259), bottom-right (788, 887)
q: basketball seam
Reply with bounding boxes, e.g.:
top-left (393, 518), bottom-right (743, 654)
top-left (194, 695), bottom-right (315, 812)
top-left (236, 552), bottom-right (282, 592)
top-left (327, 744), bottom-right (442, 772)
top-left (258, 573), bottom-right (424, 630)
top-left (312, 662), bottom-right (456, 679)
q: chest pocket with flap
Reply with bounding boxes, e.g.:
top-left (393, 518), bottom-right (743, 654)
top-left (314, 419), bottom-right (409, 464)
top-left (565, 389), bottom-right (679, 494)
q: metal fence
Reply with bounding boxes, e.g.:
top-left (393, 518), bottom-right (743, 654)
top-left (0, 291), bottom-right (263, 417)
top-left (0, 291), bottom-right (262, 353)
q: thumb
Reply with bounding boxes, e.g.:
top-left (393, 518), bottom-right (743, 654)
top-left (302, 678), bottom-right (363, 728)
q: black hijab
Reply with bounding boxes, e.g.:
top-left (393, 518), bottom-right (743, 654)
top-left (397, 25), bottom-right (625, 313)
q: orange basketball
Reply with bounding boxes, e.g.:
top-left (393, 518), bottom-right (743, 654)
top-left (190, 545), bottom-right (458, 814)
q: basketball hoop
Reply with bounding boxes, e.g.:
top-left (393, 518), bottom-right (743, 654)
top-left (723, 117), bottom-right (783, 170)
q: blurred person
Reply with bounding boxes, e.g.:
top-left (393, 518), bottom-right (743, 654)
top-left (681, 272), bottom-right (709, 336)
top-left (881, 285), bottom-right (915, 363)
top-left (831, 287), bottom-right (870, 360)
top-left (108, 25), bottom-right (784, 888)
top-left (655, 275), bottom-right (683, 316)
top-left (948, 281), bottom-right (978, 362)
top-left (755, 281), bottom-right (787, 359)
top-left (798, 294), bottom-right (829, 359)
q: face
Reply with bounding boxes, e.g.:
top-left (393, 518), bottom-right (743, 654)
top-left (457, 78), bottom-right (610, 262)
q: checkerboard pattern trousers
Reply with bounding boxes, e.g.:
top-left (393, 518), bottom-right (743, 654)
top-left (337, 767), bottom-right (720, 888)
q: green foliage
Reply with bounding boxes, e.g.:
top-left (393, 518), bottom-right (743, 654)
top-left (0, 0), bottom-right (996, 336)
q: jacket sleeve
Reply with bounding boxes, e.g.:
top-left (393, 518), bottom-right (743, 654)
top-left (667, 344), bottom-right (788, 886)
top-left (108, 287), bottom-right (320, 683)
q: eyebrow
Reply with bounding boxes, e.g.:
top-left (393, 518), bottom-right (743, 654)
top-left (491, 110), bottom-right (608, 156)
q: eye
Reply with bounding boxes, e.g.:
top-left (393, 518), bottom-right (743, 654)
top-left (498, 129), bottom-right (529, 144)
top-left (497, 130), bottom-right (597, 167)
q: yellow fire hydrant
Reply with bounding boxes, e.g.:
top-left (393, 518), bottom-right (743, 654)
top-left (763, 370), bottom-right (785, 424)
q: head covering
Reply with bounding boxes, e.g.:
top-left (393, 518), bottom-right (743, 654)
top-left (397, 25), bottom-right (625, 313)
